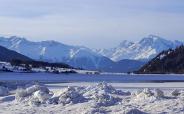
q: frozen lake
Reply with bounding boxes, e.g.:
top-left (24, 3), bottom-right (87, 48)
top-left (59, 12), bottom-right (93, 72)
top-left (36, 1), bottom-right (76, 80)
top-left (0, 72), bottom-right (184, 83)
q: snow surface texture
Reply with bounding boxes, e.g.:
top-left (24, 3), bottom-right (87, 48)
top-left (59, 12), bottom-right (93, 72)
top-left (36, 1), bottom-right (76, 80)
top-left (0, 82), bottom-right (184, 114)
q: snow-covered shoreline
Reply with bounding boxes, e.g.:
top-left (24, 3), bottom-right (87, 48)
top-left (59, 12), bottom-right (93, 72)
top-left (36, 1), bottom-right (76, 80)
top-left (0, 72), bottom-right (184, 113)
top-left (0, 61), bottom-right (100, 75)
top-left (0, 82), bottom-right (184, 114)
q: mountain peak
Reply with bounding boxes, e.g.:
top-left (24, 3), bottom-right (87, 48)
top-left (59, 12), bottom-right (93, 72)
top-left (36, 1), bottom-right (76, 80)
top-left (138, 35), bottom-right (170, 47)
top-left (9, 36), bottom-right (26, 42)
top-left (140, 35), bottom-right (164, 43)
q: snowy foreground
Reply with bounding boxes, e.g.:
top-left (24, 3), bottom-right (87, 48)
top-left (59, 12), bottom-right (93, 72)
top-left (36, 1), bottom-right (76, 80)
top-left (0, 82), bottom-right (184, 114)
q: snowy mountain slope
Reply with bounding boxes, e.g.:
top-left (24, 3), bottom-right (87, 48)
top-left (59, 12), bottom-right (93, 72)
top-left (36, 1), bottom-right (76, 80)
top-left (0, 36), bottom-right (119, 71)
top-left (95, 35), bottom-right (183, 61)
top-left (0, 36), bottom-right (96, 61)
top-left (0, 36), bottom-right (159, 72)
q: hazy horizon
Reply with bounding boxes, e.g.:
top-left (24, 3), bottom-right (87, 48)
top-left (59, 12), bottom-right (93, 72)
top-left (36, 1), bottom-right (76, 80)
top-left (0, 0), bottom-right (184, 48)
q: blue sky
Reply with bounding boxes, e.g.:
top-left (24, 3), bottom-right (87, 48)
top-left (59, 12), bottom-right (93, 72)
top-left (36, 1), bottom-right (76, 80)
top-left (0, 0), bottom-right (184, 48)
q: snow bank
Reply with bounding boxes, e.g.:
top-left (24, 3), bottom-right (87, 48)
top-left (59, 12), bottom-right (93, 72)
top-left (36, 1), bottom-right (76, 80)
top-left (15, 82), bottom-right (128, 107)
top-left (0, 86), bottom-right (9, 96)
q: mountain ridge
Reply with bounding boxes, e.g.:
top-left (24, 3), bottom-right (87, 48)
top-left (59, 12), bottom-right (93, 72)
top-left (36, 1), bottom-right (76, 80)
top-left (0, 35), bottom-right (182, 73)
top-left (0, 36), bottom-right (125, 72)
top-left (95, 35), bottom-right (183, 61)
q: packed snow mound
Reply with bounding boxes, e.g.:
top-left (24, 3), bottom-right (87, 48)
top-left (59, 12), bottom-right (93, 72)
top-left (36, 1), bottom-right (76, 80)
top-left (57, 87), bottom-right (86, 105)
top-left (83, 82), bottom-right (130, 97)
top-left (15, 84), bottom-right (52, 105)
top-left (91, 92), bottom-right (121, 107)
top-left (0, 86), bottom-right (9, 96)
top-left (124, 108), bottom-right (147, 114)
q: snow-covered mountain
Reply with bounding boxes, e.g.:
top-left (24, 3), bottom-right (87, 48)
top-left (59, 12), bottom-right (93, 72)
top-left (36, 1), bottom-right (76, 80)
top-left (0, 36), bottom-right (118, 71)
top-left (0, 35), bottom-right (177, 72)
top-left (95, 35), bottom-right (183, 61)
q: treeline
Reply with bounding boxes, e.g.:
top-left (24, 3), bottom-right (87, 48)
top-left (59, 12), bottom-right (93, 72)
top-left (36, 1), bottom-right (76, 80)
top-left (137, 45), bottom-right (184, 74)
top-left (10, 59), bottom-right (73, 69)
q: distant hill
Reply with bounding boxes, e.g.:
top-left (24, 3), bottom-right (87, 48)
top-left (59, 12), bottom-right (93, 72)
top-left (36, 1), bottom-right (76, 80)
top-left (137, 45), bottom-right (184, 74)
top-left (0, 45), bottom-right (32, 62)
